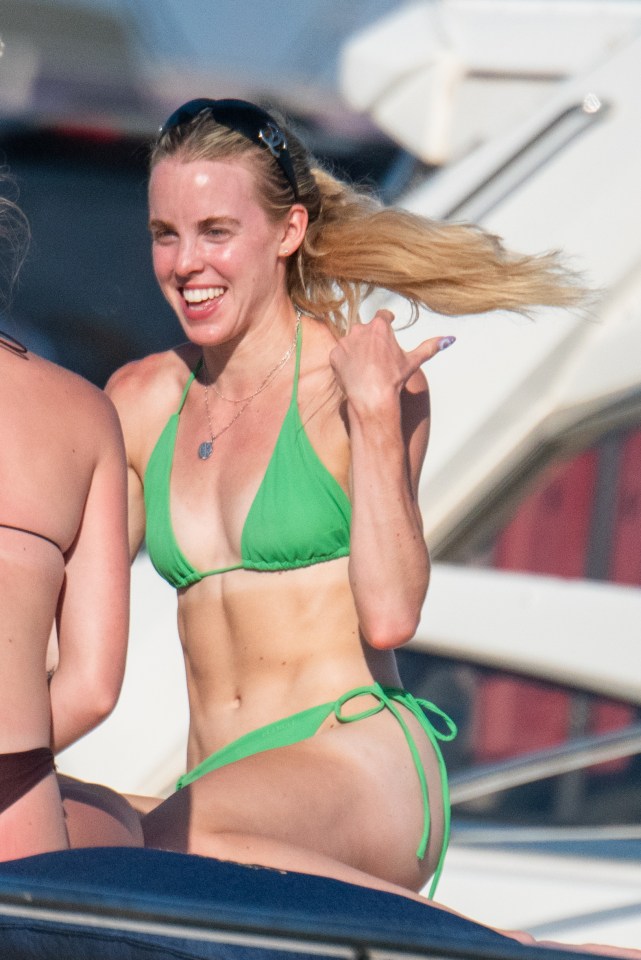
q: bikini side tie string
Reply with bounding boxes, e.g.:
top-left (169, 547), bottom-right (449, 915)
top-left (334, 683), bottom-right (457, 898)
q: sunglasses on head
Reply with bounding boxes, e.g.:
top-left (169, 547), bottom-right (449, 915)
top-left (159, 98), bottom-right (300, 201)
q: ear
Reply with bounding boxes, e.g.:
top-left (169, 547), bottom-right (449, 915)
top-left (278, 204), bottom-right (308, 257)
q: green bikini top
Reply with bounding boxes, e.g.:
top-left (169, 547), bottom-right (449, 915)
top-left (144, 324), bottom-right (352, 589)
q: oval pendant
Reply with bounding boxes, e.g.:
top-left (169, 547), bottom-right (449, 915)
top-left (198, 440), bottom-right (213, 460)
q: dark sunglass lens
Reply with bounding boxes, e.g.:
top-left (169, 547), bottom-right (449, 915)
top-left (160, 98), bottom-right (217, 135)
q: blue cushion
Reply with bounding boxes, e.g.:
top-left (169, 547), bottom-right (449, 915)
top-left (0, 847), bottom-right (520, 959)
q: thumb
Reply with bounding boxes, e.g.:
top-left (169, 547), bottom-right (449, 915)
top-left (371, 308), bottom-right (395, 324)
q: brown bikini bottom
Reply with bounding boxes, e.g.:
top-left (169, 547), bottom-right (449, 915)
top-left (0, 747), bottom-right (55, 815)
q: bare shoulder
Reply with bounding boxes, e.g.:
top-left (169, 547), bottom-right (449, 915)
top-left (106, 344), bottom-right (198, 417)
top-left (29, 352), bottom-right (120, 432)
top-left (406, 365), bottom-right (429, 393)
top-left (402, 367), bottom-right (430, 470)
top-left (301, 317), bottom-right (341, 381)
top-left (105, 345), bottom-right (199, 470)
top-left (403, 365), bottom-right (429, 409)
top-left (299, 318), bottom-right (344, 414)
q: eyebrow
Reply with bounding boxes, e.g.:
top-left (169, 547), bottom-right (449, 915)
top-left (148, 216), bottom-right (241, 232)
top-left (198, 216), bottom-right (240, 232)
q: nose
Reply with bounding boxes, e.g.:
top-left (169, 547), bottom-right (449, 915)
top-left (175, 236), bottom-right (205, 278)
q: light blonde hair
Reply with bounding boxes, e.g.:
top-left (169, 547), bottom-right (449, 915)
top-left (0, 174), bottom-right (29, 310)
top-left (152, 109), bottom-right (582, 334)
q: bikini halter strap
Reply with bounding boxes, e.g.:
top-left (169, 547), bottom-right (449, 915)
top-left (177, 360), bottom-right (203, 415)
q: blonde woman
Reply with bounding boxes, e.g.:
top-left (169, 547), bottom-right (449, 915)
top-left (107, 99), bottom-right (579, 895)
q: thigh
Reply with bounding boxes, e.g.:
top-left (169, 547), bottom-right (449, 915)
top-left (58, 775), bottom-right (144, 848)
top-left (0, 772), bottom-right (68, 861)
top-left (143, 707), bottom-right (444, 891)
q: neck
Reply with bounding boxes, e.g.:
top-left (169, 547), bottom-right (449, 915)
top-left (202, 306), bottom-right (300, 397)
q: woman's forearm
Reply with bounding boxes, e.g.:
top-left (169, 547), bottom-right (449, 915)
top-left (346, 392), bottom-right (429, 649)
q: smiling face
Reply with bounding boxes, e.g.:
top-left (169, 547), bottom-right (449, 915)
top-left (149, 156), bottom-right (294, 347)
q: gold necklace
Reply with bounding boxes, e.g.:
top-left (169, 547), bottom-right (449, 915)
top-left (197, 310), bottom-right (301, 461)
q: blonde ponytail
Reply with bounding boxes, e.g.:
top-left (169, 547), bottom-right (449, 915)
top-left (289, 168), bottom-right (581, 334)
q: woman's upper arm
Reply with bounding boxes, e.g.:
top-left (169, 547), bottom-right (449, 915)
top-left (54, 393), bottom-right (130, 728)
top-left (105, 362), bottom-right (147, 560)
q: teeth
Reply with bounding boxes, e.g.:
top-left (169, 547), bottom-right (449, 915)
top-left (183, 287), bottom-right (224, 304)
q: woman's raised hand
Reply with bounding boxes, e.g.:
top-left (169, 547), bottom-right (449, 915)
top-left (329, 309), bottom-right (455, 410)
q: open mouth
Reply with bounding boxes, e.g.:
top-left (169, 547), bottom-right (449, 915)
top-left (182, 286), bottom-right (225, 308)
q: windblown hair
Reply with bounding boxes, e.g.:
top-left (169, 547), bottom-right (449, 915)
top-left (152, 109), bottom-right (582, 334)
top-left (0, 174), bottom-right (29, 311)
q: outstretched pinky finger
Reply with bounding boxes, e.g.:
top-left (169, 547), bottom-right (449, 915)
top-left (410, 335), bottom-right (456, 368)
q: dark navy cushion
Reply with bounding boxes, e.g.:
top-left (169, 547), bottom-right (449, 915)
top-left (0, 847), bottom-right (536, 960)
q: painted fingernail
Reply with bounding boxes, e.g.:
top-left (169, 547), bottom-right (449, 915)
top-left (438, 336), bottom-right (456, 351)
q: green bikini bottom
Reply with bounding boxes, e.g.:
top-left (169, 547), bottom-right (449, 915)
top-left (175, 683), bottom-right (457, 897)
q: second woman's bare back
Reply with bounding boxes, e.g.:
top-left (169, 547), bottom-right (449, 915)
top-left (0, 336), bottom-right (131, 859)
